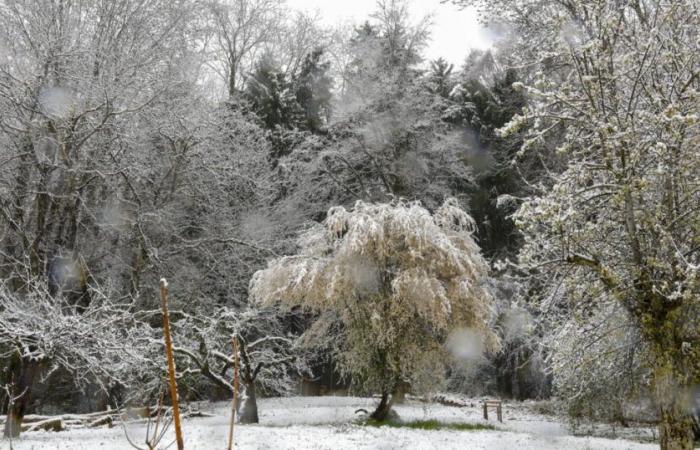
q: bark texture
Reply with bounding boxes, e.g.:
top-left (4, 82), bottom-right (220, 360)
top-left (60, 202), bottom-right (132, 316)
top-left (239, 383), bottom-right (259, 424)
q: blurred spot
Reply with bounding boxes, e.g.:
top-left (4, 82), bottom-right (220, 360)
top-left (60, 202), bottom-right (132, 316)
top-left (347, 255), bottom-right (380, 297)
top-left (501, 307), bottom-right (532, 342)
top-left (35, 136), bottom-right (58, 164)
top-left (240, 211), bottom-right (275, 242)
top-left (458, 130), bottom-right (493, 173)
top-left (394, 152), bottom-right (428, 183)
top-left (38, 86), bottom-right (75, 119)
top-left (446, 328), bottom-right (485, 361)
top-left (559, 19), bottom-right (586, 48)
top-left (480, 21), bottom-right (510, 47)
top-left (98, 202), bottom-right (130, 231)
top-left (48, 255), bottom-right (82, 292)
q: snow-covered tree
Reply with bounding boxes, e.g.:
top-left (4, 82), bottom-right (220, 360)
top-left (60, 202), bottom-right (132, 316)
top-left (0, 280), bottom-right (151, 437)
top-left (250, 199), bottom-right (498, 420)
top-left (338, 0), bottom-right (431, 116)
top-left (167, 307), bottom-right (307, 424)
top-left (456, 0), bottom-right (700, 448)
top-left (549, 300), bottom-right (648, 426)
top-left (245, 56), bottom-right (301, 131)
top-left (293, 49), bottom-right (333, 132)
top-left (427, 58), bottom-right (455, 99)
top-left (207, 0), bottom-right (284, 96)
top-left (0, 0), bottom-right (288, 423)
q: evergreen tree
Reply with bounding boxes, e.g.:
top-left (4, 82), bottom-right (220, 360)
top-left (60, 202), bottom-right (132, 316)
top-left (245, 56), bottom-right (300, 131)
top-left (427, 57), bottom-right (455, 98)
top-left (293, 49), bottom-right (333, 132)
top-left (444, 61), bottom-right (529, 260)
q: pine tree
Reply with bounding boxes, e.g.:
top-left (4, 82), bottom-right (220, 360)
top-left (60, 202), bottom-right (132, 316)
top-left (427, 58), bottom-right (455, 98)
top-left (245, 56), bottom-right (300, 131)
top-left (293, 49), bottom-right (333, 132)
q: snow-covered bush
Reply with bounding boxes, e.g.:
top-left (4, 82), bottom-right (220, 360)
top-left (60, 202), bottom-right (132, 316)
top-left (548, 299), bottom-right (649, 426)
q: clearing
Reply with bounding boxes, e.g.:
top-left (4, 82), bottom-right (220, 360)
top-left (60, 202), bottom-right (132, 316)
top-left (7, 396), bottom-right (657, 449)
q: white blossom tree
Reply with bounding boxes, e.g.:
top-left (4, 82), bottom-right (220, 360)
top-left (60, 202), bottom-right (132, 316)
top-left (456, 0), bottom-right (700, 448)
top-left (250, 199), bottom-right (498, 420)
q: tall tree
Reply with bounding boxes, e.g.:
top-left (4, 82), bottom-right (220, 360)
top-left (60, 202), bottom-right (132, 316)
top-left (207, 0), bottom-right (284, 97)
top-left (0, 0), bottom-right (279, 424)
top-left (244, 56), bottom-right (300, 131)
top-left (456, 1), bottom-right (700, 448)
top-left (293, 49), bottom-right (333, 132)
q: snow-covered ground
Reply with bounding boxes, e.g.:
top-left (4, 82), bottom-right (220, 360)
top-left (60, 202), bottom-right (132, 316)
top-left (7, 396), bottom-right (657, 450)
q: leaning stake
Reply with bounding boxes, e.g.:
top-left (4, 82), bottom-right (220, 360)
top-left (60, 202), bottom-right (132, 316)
top-left (160, 278), bottom-right (184, 450)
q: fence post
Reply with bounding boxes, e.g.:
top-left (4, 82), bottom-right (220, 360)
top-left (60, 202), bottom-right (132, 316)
top-left (160, 278), bottom-right (184, 450)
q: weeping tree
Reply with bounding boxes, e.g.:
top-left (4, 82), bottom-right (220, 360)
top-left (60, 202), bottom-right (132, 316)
top-left (250, 199), bottom-right (498, 420)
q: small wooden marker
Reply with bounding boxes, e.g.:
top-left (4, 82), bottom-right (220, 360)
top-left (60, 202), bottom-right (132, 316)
top-left (482, 400), bottom-right (503, 423)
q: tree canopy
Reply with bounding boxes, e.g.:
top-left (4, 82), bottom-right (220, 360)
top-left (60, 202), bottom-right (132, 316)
top-left (250, 199), bottom-right (498, 419)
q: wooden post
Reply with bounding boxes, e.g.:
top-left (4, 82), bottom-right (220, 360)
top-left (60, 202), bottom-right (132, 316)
top-left (497, 403), bottom-right (503, 422)
top-left (160, 278), bottom-right (184, 450)
top-left (227, 336), bottom-right (240, 450)
top-left (483, 401), bottom-right (488, 420)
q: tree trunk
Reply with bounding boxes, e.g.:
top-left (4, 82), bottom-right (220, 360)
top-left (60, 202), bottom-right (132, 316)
top-left (3, 402), bottom-right (24, 438)
top-left (239, 382), bottom-right (259, 424)
top-left (370, 391), bottom-right (395, 421)
top-left (3, 358), bottom-right (42, 438)
top-left (652, 355), bottom-right (695, 450)
top-left (392, 381), bottom-right (410, 404)
top-left (658, 402), bottom-right (695, 450)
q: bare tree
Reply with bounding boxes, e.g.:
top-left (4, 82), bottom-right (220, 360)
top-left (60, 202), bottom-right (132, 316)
top-left (0, 280), bottom-right (152, 438)
top-left (207, 0), bottom-right (284, 97)
top-left (167, 307), bottom-right (307, 424)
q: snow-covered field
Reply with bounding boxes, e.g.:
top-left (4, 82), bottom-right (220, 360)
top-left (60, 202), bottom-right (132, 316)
top-left (7, 396), bottom-right (657, 450)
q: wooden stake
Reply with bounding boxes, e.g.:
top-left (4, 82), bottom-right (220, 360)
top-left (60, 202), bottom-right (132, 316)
top-left (227, 336), bottom-right (240, 450)
top-left (160, 278), bottom-right (184, 450)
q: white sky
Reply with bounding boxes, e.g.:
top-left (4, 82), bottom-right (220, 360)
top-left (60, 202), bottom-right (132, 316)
top-left (286, 0), bottom-right (493, 66)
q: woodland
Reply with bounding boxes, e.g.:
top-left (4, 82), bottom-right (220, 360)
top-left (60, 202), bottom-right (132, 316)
top-left (0, 0), bottom-right (698, 449)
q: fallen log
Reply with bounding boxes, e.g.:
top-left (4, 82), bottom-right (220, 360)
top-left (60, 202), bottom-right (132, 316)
top-left (25, 418), bottom-right (65, 432)
top-left (0, 414), bottom-right (52, 424)
top-left (0, 405), bottom-right (206, 433)
top-left (88, 415), bottom-right (114, 428)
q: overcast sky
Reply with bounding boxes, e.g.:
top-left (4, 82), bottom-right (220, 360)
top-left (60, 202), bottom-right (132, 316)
top-left (286, 0), bottom-right (493, 66)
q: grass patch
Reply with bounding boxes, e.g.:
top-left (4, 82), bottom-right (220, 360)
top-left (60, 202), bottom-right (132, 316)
top-left (363, 418), bottom-right (495, 431)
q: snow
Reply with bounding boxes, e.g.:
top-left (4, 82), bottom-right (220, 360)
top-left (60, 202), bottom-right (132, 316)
top-left (8, 396), bottom-right (657, 450)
